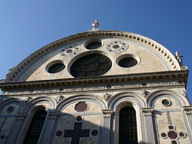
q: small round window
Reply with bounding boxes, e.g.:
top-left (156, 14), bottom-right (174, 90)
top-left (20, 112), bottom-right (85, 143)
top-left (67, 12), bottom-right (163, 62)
top-left (7, 106), bottom-right (15, 113)
top-left (85, 40), bottom-right (102, 49)
top-left (47, 61), bottom-right (65, 73)
top-left (162, 99), bottom-right (172, 107)
top-left (117, 55), bottom-right (138, 68)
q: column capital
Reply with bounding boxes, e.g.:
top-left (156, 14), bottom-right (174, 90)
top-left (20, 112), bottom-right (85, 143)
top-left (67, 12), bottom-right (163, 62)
top-left (48, 110), bottom-right (60, 119)
top-left (102, 109), bottom-right (114, 116)
top-left (142, 108), bottom-right (154, 116)
top-left (17, 113), bottom-right (27, 120)
top-left (183, 106), bottom-right (192, 115)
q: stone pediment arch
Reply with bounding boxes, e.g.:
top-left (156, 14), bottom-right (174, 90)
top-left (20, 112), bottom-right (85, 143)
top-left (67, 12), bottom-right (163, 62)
top-left (4, 30), bottom-right (181, 82)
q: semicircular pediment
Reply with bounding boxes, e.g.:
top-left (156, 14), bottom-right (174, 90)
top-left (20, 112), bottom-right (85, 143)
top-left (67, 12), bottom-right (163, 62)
top-left (5, 31), bottom-right (181, 82)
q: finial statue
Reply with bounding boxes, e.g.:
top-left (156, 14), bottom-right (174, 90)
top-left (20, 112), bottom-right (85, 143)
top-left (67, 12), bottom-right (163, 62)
top-left (175, 51), bottom-right (188, 70)
top-left (89, 19), bottom-right (100, 31)
top-left (175, 51), bottom-right (183, 64)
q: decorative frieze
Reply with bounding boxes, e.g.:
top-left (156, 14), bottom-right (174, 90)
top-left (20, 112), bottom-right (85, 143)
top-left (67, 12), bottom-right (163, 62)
top-left (1, 79), bottom-right (186, 96)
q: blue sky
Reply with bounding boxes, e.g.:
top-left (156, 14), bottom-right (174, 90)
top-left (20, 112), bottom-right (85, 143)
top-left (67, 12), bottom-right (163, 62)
top-left (0, 1), bottom-right (191, 102)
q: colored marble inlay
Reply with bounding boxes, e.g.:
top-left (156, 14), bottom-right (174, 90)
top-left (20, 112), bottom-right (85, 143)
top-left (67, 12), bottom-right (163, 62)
top-left (112, 45), bottom-right (120, 49)
top-left (75, 102), bottom-right (88, 112)
top-left (66, 49), bottom-right (73, 53)
top-left (76, 116), bottom-right (82, 121)
top-left (91, 130), bottom-right (98, 136)
top-left (168, 131), bottom-right (178, 139)
top-left (161, 133), bottom-right (167, 138)
top-left (106, 41), bottom-right (128, 53)
top-left (60, 46), bottom-right (80, 58)
top-left (171, 140), bottom-right (178, 144)
top-left (56, 130), bottom-right (62, 137)
top-left (160, 125), bottom-right (187, 143)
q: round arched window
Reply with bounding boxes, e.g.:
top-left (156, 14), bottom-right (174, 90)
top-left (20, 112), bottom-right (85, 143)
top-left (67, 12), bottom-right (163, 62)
top-left (70, 54), bottom-right (112, 77)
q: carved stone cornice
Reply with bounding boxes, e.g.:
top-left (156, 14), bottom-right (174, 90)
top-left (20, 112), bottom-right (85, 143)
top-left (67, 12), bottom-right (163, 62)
top-left (0, 70), bottom-right (188, 93)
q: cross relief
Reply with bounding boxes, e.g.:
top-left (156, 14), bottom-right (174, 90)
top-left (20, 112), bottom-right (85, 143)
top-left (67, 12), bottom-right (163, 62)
top-left (64, 122), bottom-right (90, 144)
top-left (56, 115), bottom-right (99, 144)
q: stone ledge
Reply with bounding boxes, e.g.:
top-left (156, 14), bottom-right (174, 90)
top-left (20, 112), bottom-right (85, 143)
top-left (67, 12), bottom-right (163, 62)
top-left (0, 70), bottom-right (188, 92)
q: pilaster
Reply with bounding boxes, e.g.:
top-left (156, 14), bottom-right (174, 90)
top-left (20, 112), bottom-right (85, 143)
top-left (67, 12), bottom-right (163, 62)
top-left (142, 108), bottom-right (156, 144)
top-left (39, 110), bottom-right (60, 144)
top-left (102, 109), bottom-right (114, 144)
top-left (6, 113), bottom-right (27, 144)
top-left (183, 106), bottom-right (192, 132)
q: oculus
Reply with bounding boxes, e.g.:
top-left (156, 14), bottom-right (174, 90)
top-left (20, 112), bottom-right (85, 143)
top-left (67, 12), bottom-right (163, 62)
top-left (70, 54), bottom-right (112, 77)
top-left (6, 106), bottom-right (15, 113)
top-left (106, 41), bottom-right (128, 53)
top-left (47, 61), bottom-right (65, 74)
top-left (85, 40), bottom-right (102, 49)
top-left (117, 55), bottom-right (138, 68)
top-left (162, 99), bottom-right (172, 107)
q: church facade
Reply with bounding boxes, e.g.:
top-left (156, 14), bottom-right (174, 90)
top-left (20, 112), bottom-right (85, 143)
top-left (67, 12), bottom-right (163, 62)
top-left (0, 21), bottom-right (191, 144)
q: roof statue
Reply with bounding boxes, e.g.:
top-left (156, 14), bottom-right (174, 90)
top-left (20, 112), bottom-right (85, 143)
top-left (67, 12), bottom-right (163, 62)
top-left (89, 19), bottom-right (100, 31)
top-left (175, 51), bottom-right (188, 70)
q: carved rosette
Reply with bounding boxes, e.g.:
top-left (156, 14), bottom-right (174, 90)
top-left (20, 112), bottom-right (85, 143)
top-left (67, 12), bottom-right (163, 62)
top-left (106, 41), bottom-right (128, 53)
top-left (104, 93), bottom-right (112, 101)
top-left (141, 89), bottom-right (149, 97)
top-left (61, 46), bottom-right (80, 58)
top-left (25, 96), bottom-right (33, 103)
top-left (56, 95), bottom-right (65, 103)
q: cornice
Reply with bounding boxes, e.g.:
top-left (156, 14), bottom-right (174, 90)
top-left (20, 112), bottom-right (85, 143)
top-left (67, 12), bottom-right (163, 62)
top-left (1, 70), bottom-right (188, 92)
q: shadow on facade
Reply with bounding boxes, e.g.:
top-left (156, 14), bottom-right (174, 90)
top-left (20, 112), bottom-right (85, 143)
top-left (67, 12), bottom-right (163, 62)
top-left (0, 94), bottom-right (151, 144)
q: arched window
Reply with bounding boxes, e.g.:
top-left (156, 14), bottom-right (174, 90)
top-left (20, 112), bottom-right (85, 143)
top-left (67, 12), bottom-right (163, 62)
top-left (119, 106), bottom-right (138, 144)
top-left (23, 109), bottom-right (47, 144)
